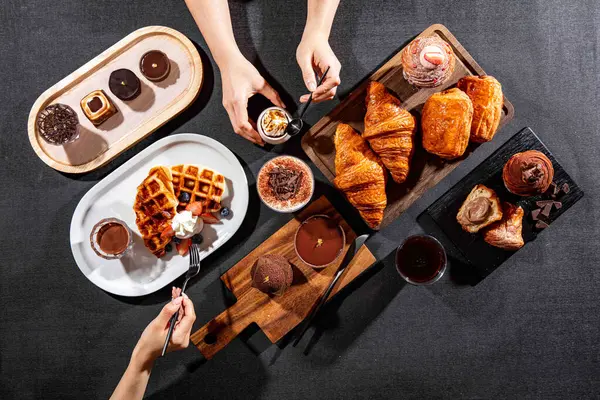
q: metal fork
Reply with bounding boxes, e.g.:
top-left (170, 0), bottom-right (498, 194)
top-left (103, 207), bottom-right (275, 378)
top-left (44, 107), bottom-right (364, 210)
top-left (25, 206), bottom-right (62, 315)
top-left (161, 243), bottom-right (202, 356)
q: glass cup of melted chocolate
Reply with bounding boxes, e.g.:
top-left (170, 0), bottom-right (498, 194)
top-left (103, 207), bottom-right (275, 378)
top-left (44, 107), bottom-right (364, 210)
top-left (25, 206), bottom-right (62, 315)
top-left (294, 215), bottom-right (345, 269)
top-left (395, 235), bottom-right (447, 285)
top-left (90, 218), bottom-right (133, 260)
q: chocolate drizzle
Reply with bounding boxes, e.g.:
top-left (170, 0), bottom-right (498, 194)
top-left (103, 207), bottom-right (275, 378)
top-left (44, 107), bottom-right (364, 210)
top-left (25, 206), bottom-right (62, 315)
top-left (268, 167), bottom-right (303, 201)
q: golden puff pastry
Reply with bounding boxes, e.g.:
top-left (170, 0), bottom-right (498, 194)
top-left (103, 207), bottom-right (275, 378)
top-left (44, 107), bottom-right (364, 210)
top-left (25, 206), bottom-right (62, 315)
top-left (363, 81), bottom-right (416, 184)
top-left (457, 75), bottom-right (503, 142)
top-left (333, 123), bottom-right (387, 229)
top-left (483, 202), bottom-right (525, 251)
top-left (421, 88), bottom-right (473, 159)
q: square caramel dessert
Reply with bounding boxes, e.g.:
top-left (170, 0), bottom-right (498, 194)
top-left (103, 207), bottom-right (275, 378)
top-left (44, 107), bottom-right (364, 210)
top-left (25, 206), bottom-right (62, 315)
top-left (80, 89), bottom-right (117, 126)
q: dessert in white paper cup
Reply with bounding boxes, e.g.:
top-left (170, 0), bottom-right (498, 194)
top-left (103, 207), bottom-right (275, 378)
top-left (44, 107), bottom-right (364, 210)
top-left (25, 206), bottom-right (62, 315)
top-left (257, 107), bottom-right (292, 145)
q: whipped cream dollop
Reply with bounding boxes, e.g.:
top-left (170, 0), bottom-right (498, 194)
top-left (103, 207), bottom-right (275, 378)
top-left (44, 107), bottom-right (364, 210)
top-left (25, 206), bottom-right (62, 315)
top-left (171, 210), bottom-right (204, 239)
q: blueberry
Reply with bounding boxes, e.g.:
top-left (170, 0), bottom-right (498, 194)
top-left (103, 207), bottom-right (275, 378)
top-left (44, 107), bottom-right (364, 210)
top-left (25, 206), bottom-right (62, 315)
top-left (172, 237), bottom-right (181, 244)
top-left (220, 207), bottom-right (230, 217)
top-left (178, 192), bottom-right (191, 203)
top-left (165, 243), bottom-right (173, 252)
top-left (192, 234), bottom-right (203, 244)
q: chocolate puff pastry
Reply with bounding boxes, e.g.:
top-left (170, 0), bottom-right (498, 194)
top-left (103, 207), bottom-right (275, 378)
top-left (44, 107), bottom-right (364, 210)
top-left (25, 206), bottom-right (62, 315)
top-left (483, 202), bottom-right (525, 251)
top-left (457, 75), bottom-right (503, 143)
top-left (421, 88), bottom-right (473, 159)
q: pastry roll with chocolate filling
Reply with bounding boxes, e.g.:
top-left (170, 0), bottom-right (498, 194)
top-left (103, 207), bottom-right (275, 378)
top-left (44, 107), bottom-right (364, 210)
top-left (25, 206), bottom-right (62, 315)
top-left (456, 184), bottom-right (503, 233)
top-left (421, 88), bottom-right (473, 159)
top-left (457, 75), bottom-right (503, 143)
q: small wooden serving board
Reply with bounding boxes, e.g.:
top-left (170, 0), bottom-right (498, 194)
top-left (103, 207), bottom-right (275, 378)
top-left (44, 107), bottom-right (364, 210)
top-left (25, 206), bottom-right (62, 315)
top-left (28, 26), bottom-right (203, 174)
top-left (191, 196), bottom-right (376, 359)
top-left (301, 24), bottom-right (514, 229)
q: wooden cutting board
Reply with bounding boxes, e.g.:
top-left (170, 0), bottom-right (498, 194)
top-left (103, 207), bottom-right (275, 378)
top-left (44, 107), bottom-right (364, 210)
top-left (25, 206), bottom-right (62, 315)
top-left (301, 23), bottom-right (515, 229)
top-left (190, 196), bottom-right (376, 359)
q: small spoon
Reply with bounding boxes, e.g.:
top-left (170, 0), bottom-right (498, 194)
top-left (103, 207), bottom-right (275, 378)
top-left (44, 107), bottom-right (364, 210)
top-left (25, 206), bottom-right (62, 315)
top-left (286, 66), bottom-right (331, 137)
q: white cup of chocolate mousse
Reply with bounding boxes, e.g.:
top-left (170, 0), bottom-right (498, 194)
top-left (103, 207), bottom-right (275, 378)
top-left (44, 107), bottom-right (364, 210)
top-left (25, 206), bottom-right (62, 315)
top-left (257, 107), bottom-right (292, 145)
top-left (257, 155), bottom-right (314, 213)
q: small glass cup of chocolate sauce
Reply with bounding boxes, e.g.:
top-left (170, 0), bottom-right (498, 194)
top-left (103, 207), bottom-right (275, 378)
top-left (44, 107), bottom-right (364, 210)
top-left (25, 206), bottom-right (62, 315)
top-left (90, 218), bottom-right (133, 260)
top-left (294, 214), bottom-right (346, 269)
top-left (395, 235), bottom-right (447, 285)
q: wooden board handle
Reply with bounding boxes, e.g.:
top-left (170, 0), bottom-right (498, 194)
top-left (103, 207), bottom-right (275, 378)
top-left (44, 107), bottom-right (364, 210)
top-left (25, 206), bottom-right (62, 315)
top-left (191, 290), bottom-right (267, 360)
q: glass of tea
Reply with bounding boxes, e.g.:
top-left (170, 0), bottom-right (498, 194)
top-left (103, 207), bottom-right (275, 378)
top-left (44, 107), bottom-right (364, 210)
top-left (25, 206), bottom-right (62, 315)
top-left (395, 235), bottom-right (447, 285)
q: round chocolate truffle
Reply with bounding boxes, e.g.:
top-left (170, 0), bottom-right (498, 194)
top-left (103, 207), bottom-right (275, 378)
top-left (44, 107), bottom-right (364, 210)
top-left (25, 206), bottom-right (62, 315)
top-left (503, 150), bottom-right (554, 196)
top-left (109, 69), bottom-right (141, 101)
top-left (140, 50), bottom-right (171, 82)
top-left (36, 103), bottom-right (79, 145)
top-left (250, 254), bottom-right (293, 296)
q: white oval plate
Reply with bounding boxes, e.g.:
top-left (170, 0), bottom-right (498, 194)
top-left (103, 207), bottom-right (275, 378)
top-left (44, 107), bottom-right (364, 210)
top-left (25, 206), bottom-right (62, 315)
top-left (70, 134), bottom-right (249, 296)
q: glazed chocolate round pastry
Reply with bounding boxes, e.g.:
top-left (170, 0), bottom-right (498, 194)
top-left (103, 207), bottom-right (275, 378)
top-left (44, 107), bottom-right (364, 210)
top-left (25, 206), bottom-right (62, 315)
top-left (400, 36), bottom-right (455, 88)
top-left (250, 254), bottom-right (293, 296)
top-left (109, 69), bottom-right (141, 100)
top-left (466, 197), bottom-right (492, 223)
top-left (36, 103), bottom-right (79, 145)
top-left (140, 50), bottom-right (171, 82)
top-left (503, 150), bottom-right (554, 196)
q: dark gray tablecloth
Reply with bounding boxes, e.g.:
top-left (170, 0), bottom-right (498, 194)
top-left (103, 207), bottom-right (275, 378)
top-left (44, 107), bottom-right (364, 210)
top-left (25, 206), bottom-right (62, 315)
top-left (1, 1), bottom-right (598, 399)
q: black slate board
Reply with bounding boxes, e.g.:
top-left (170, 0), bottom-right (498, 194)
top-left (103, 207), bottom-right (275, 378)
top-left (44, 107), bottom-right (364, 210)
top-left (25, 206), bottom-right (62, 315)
top-left (418, 127), bottom-right (584, 280)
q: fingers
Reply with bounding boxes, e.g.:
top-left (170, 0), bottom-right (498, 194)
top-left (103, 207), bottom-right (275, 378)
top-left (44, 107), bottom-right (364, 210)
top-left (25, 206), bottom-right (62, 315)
top-left (297, 52), bottom-right (317, 93)
top-left (299, 61), bottom-right (341, 104)
top-left (171, 296), bottom-right (196, 349)
top-left (223, 98), bottom-right (264, 146)
top-left (157, 296), bottom-right (183, 327)
top-left (258, 81), bottom-right (285, 109)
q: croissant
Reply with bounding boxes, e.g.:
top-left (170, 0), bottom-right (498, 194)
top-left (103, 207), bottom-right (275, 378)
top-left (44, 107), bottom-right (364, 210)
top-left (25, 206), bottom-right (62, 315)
top-left (456, 184), bottom-right (503, 233)
top-left (483, 202), bottom-right (525, 251)
top-left (457, 75), bottom-right (503, 142)
top-left (333, 123), bottom-right (387, 229)
top-left (363, 81), bottom-right (416, 184)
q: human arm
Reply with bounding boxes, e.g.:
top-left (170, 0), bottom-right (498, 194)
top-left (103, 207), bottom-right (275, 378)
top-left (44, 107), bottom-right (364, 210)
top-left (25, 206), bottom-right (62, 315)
top-left (184, 0), bottom-right (285, 144)
top-left (296, 0), bottom-right (342, 103)
top-left (110, 289), bottom-right (196, 400)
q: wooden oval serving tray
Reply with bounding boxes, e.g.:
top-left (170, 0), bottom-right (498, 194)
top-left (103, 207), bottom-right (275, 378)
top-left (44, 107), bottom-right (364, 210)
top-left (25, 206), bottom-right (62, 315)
top-left (28, 26), bottom-right (203, 174)
top-left (301, 24), bottom-right (515, 229)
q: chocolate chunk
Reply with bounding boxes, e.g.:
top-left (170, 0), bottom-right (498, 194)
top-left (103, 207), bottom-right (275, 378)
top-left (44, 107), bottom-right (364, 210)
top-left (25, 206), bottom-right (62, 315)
top-left (553, 201), bottom-right (562, 210)
top-left (267, 168), bottom-right (303, 201)
top-left (562, 183), bottom-right (570, 193)
top-left (535, 220), bottom-right (549, 230)
top-left (531, 208), bottom-right (541, 221)
top-left (541, 204), bottom-right (553, 218)
top-left (536, 200), bottom-right (554, 208)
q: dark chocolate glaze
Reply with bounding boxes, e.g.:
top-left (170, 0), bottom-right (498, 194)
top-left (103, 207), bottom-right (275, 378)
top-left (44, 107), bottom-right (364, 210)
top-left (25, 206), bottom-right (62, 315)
top-left (140, 50), bottom-right (170, 82)
top-left (109, 69), bottom-right (141, 100)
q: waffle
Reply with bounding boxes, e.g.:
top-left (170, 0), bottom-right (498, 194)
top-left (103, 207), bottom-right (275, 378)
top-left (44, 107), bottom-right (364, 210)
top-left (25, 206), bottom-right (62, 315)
top-left (133, 166), bottom-right (179, 257)
top-left (171, 164), bottom-right (225, 213)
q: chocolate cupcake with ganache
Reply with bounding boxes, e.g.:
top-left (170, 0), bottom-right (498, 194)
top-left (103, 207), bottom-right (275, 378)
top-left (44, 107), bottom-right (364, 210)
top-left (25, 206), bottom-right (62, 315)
top-left (503, 150), bottom-right (554, 196)
top-left (109, 69), bottom-right (141, 101)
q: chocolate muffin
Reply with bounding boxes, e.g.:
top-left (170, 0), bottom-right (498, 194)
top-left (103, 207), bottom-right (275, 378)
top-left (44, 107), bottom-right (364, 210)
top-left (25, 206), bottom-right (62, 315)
top-left (250, 254), bottom-right (293, 296)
